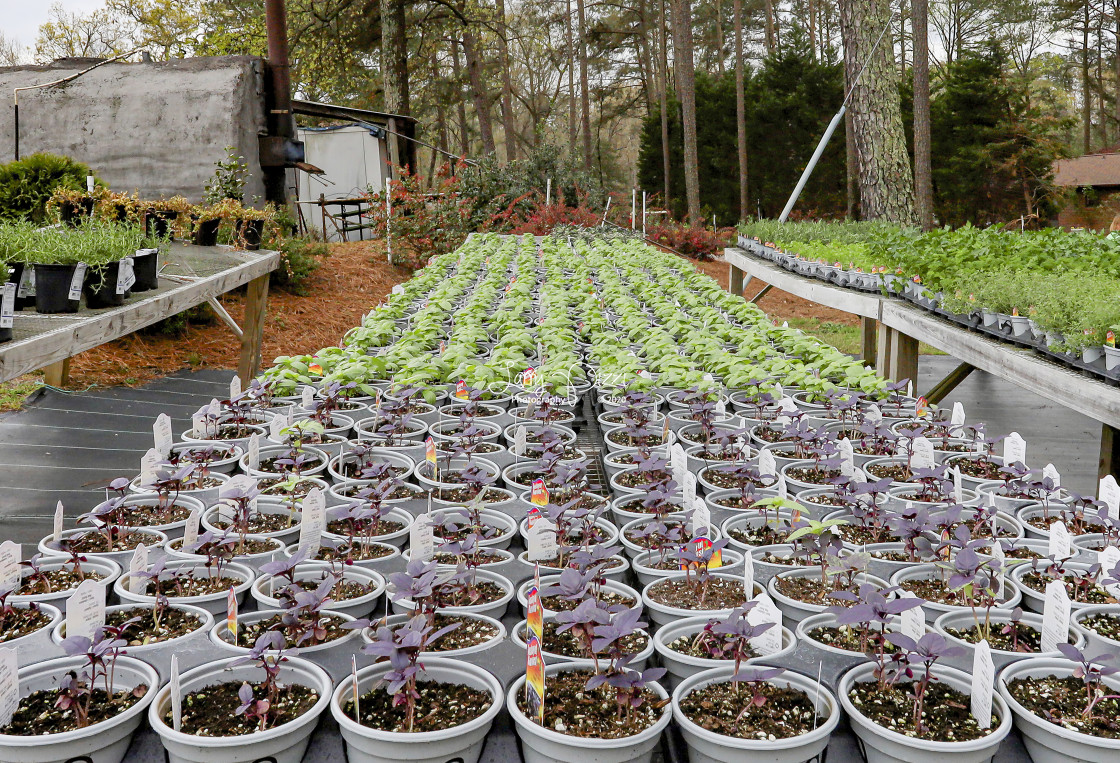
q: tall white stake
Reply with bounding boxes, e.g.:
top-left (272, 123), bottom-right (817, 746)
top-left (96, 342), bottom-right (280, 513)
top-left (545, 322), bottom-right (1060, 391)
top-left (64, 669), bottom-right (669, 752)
top-left (546, 178), bottom-right (552, 206)
top-left (630, 189), bottom-right (636, 229)
top-left (642, 192), bottom-right (647, 237)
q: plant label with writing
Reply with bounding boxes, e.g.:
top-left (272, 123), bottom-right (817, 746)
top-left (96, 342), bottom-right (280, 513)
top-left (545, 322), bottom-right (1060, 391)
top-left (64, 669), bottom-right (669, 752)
top-left (1041, 580), bottom-right (1071, 653)
top-left (67, 263), bottom-right (87, 301)
top-left (911, 437), bottom-right (935, 470)
top-left (66, 579), bottom-right (105, 641)
top-left (219, 474), bottom-right (257, 500)
top-left (691, 503), bottom-right (711, 538)
top-left (0, 284), bottom-right (14, 329)
top-left (950, 402), bottom-right (966, 436)
top-left (1098, 546), bottom-right (1120, 598)
top-left (743, 552), bottom-right (755, 598)
top-left (298, 488), bottom-right (326, 552)
top-left (170, 655), bottom-right (182, 731)
top-left (513, 425), bottom-right (527, 457)
top-left (269, 414), bottom-right (285, 442)
top-left (0, 648), bottom-right (16, 728)
top-left (182, 508), bottom-right (200, 549)
top-left (152, 413), bottom-right (173, 458)
top-left (838, 438), bottom-right (855, 477)
top-left (758, 449), bottom-right (777, 478)
top-left (901, 594), bottom-right (925, 641)
top-left (247, 433), bottom-right (261, 471)
top-left (0, 542), bottom-right (18, 593)
top-left (138, 447), bottom-right (162, 488)
top-left (683, 472), bottom-right (697, 505)
top-left (54, 501), bottom-right (64, 543)
top-left (1099, 475), bottom-right (1120, 520)
top-left (127, 544), bottom-right (149, 594)
top-left (866, 403), bottom-right (883, 424)
top-left (1042, 463), bottom-right (1060, 488)
top-left (116, 257), bottom-right (136, 294)
top-left (16, 267), bottom-right (33, 298)
top-left (777, 473), bottom-right (789, 500)
top-left (526, 518), bottom-right (558, 561)
top-left (714, 399), bottom-right (726, 418)
top-left (670, 444), bottom-right (688, 484)
top-left (952, 466), bottom-right (963, 503)
top-left (229, 374), bottom-right (242, 400)
top-left (192, 412), bottom-right (207, 438)
top-left (1003, 432), bottom-right (1027, 467)
top-left (410, 514), bottom-right (435, 561)
top-left (747, 592), bottom-right (782, 655)
top-left (301, 386), bottom-right (314, 409)
top-left (1049, 521), bottom-right (1072, 560)
top-left (971, 639), bottom-right (994, 730)
top-left (851, 466), bottom-right (866, 483)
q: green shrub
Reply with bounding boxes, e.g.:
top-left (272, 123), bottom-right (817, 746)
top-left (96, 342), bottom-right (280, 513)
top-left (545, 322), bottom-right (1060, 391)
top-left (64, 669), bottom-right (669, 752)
top-left (272, 237), bottom-right (325, 295)
top-left (0, 153), bottom-right (101, 223)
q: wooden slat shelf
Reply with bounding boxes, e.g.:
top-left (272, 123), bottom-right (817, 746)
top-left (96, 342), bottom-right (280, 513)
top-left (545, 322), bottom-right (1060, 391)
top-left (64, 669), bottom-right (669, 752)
top-left (0, 242), bottom-right (280, 385)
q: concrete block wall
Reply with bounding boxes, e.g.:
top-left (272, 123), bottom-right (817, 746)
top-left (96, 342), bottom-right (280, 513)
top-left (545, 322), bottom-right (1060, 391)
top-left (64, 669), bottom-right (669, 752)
top-left (0, 56), bottom-right (267, 204)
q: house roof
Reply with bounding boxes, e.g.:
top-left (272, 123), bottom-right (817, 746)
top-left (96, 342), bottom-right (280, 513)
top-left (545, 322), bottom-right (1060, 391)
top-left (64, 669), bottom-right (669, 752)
top-left (1053, 152), bottom-right (1120, 188)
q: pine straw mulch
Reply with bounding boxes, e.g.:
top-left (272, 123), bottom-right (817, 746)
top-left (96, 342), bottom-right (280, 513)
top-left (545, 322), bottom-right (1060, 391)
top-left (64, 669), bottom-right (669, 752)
top-left (58, 241), bottom-right (414, 389)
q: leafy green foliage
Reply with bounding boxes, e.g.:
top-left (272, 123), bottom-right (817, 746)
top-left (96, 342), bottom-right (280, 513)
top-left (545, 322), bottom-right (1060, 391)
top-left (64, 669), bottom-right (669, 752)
top-left (271, 238), bottom-right (325, 295)
top-left (0, 153), bottom-right (102, 224)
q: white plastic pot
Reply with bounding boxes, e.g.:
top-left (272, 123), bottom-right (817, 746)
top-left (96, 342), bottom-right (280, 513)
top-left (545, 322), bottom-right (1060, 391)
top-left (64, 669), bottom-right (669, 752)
top-left (0, 655), bottom-right (157, 763)
top-left (209, 608), bottom-right (359, 681)
top-left (654, 615), bottom-right (796, 688)
top-left (1070, 604), bottom-right (1120, 655)
top-left (391, 569), bottom-right (513, 620)
top-left (114, 560), bottom-right (254, 618)
top-left (148, 655), bottom-right (331, 763)
top-left (38, 527), bottom-right (167, 573)
top-left (642, 574), bottom-right (764, 630)
top-left (332, 657), bottom-right (503, 763)
top-left (251, 562), bottom-right (385, 619)
top-left (2, 602), bottom-right (62, 667)
top-left (11, 557), bottom-right (121, 614)
top-left (672, 664), bottom-right (839, 763)
top-left (364, 613), bottom-right (507, 658)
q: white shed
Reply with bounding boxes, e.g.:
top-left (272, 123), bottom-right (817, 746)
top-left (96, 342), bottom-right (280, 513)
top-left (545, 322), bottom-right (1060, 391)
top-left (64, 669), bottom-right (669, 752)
top-left (295, 123), bottom-right (388, 241)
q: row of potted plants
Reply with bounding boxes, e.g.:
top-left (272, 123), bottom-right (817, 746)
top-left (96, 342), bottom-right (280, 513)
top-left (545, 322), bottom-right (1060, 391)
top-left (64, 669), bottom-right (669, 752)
top-left (4, 231), bottom-right (1119, 762)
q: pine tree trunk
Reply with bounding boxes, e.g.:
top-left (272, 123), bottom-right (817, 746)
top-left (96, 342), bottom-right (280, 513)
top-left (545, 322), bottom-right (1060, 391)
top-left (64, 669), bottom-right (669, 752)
top-left (808, 0), bottom-right (817, 60)
top-left (715, 0), bottom-right (725, 74)
top-left (660, 0), bottom-right (671, 207)
top-left (846, 104), bottom-right (858, 218)
top-left (839, 0), bottom-right (917, 225)
top-left (567, 0), bottom-right (577, 152)
top-left (496, 0), bottom-right (518, 162)
top-left (734, 0), bottom-right (748, 220)
top-left (670, 0), bottom-right (701, 223)
top-left (912, 0), bottom-right (934, 230)
top-left (576, 0), bottom-right (594, 170)
top-left (451, 39), bottom-right (470, 156)
top-left (764, 0), bottom-right (775, 52)
top-left (461, 29), bottom-right (497, 155)
top-left (1084, 1), bottom-right (1092, 154)
top-left (1115, 0), bottom-right (1120, 142)
top-left (637, 0), bottom-right (655, 111)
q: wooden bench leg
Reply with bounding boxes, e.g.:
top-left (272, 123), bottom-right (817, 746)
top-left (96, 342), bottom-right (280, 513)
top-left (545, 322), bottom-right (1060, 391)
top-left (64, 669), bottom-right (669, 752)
top-left (237, 274), bottom-right (270, 385)
top-left (1100, 424), bottom-right (1120, 480)
top-left (861, 318), bottom-right (877, 366)
top-left (889, 332), bottom-right (919, 386)
top-left (43, 358), bottom-right (71, 387)
top-left (876, 324), bottom-right (893, 375)
top-left (728, 264), bottom-right (744, 297)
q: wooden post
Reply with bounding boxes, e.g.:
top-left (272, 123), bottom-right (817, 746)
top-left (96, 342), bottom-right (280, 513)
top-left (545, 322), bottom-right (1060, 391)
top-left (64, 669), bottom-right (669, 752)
top-left (861, 317), bottom-right (877, 366)
top-left (387, 117), bottom-right (401, 175)
top-left (728, 264), bottom-right (744, 297)
top-left (1100, 424), bottom-right (1120, 480)
top-left (876, 324), bottom-right (893, 376)
top-left (237, 274), bottom-right (270, 385)
top-left (43, 358), bottom-right (71, 387)
top-left (889, 331), bottom-right (920, 386)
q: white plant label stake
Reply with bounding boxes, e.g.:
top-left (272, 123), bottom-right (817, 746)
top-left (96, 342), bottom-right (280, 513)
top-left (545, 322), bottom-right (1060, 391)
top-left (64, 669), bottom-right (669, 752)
top-left (866, 403), bottom-right (883, 424)
top-left (1041, 580), bottom-right (1071, 653)
top-left (247, 433), bottom-right (261, 471)
top-left (127, 543), bottom-right (149, 594)
top-left (683, 472), bottom-right (697, 506)
top-left (747, 592), bottom-right (783, 655)
top-left (170, 655), bottom-right (182, 731)
top-left (1098, 546), bottom-right (1120, 599)
top-left (153, 414), bottom-right (173, 458)
top-left (1042, 463), bottom-right (1061, 488)
top-left (67, 263), bottom-right (87, 302)
top-left (971, 639), bottom-right (994, 730)
top-left (743, 552), bottom-right (755, 598)
top-left (175, 503), bottom-right (200, 548)
top-left (691, 503), bottom-right (711, 538)
top-left (527, 519), bottom-right (558, 561)
top-left (991, 542), bottom-right (1006, 599)
top-left (950, 402), bottom-right (966, 437)
top-left (301, 386), bottom-right (314, 409)
top-left (777, 473), bottom-right (789, 501)
top-left (1003, 432), bottom-right (1027, 467)
top-left (229, 375), bottom-right (242, 400)
top-left (139, 447), bottom-right (161, 487)
top-left (66, 579), bottom-right (105, 641)
top-left (670, 444), bottom-right (688, 484)
top-left (269, 415), bottom-right (285, 442)
top-left (16, 267), bottom-right (34, 298)
top-left (1049, 520), bottom-right (1072, 560)
top-left (0, 542), bottom-right (19, 593)
top-left (514, 425), bottom-right (527, 457)
top-left (298, 488), bottom-right (326, 552)
top-left (53, 501), bottom-right (64, 543)
top-left (901, 596), bottom-right (925, 642)
top-left (838, 438), bottom-right (855, 477)
top-left (410, 514), bottom-right (435, 561)
top-left (910, 437), bottom-right (935, 470)
top-left (0, 649), bottom-right (16, 728)
top-left (758, 450), bottom-right (776, 479)
top-left (1099, 475), bottom-right (1120, 521)
top-left (0, 284), bottom-right (13, 329)
top-left (116, 257), bottom-right (135, 294)
top-left (953, 467), bottom-right (963, 503)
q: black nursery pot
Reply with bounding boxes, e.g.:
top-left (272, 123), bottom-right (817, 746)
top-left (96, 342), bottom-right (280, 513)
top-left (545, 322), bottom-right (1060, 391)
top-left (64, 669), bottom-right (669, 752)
top-left (7, 262), bottom-right (34, 311)
top-left (59, 199), bottom-right (95, 227)
top-left (84, 261), bottom-right (126, 309)
top-left (193, 218), bottom-right (221, 247)
top-left (145, 209), bottom-right (178, 239)
top-left (131, 250), bottom-right (159, 292)
top-left (33, 264), bottom-right (81, 314)
top-left (236, 219), bottom-right (264, 250)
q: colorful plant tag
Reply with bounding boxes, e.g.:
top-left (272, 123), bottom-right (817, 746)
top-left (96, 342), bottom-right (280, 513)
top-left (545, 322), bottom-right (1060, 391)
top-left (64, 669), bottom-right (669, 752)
top-left (530, 479), bottom-right (549, 507)
top-left (227, 587), bottom-right (238, 645)
top-left (971, 639), bottom-right (994, 730)
top-left (455, 380), bottom-right (467, 399)
top-left (425, 436), bottom-right (437, 465)
top-left (522, 367), bottom-right (536, 387)
top-left (66, 579), bottom-right (105, 641)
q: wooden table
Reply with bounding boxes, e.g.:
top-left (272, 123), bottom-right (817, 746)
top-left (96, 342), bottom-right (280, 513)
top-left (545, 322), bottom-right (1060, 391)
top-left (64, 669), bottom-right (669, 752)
top-left (725, 243), bottom-right (1120, 479)
top-left (0, 242), bottom-right (280, 386)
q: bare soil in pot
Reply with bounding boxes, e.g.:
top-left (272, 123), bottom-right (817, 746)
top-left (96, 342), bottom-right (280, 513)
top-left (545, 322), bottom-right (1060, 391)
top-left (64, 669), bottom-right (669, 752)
top-left (616, 468), bottom-right (672, 489)
top-left (665, 632), bottom-right (759, 660)
top-left (646, 578), bottom-right (748, 610)
top-left (333, 483), bottom-right (416, 502)
top-left (542, 589), bottom-right (635, 612)
top-left (849, 681), bottom-right (995, 741)
top-left (943, 622), bottom-right (1042, 652)
top-left (807, 626), bottom-right (900, 653)
top-left (224, 613), bottom-right (350, 646)
top-left (1019, 572), bottom-right (1117, 605)
top-left (310, 542), bottom-right (395, 562)
top-left (153, 574), bottom-right (241, 597)
top-left (118, 501), bottom-right (192, 526)
top-left (19, 567), bottom-right (103, 595)
top-left (170, 537), bottom-right (277, 556)
top-left (514, 669), bottom-right (665, 738)
top-left (727, 522), bottom-right (791, 546)
top-left (54, 528), bottom-right (152, 553)
top-left (532, 619), bottom-right (647, 658)
top-left (2, 686), bottom-right (148, 735)
top-left (774, 575), bottom-right (861, 605)
top-left (169, 681), bottom-right (319, 736)
top-left (1005, 676), bottom-right (1120, 739)
top-left (701, 469), bottom-right (773, 490)
top-left (335, 461), bottom-right (410, 481)
top-left (837, 524), bottom-right (892, 545)
top-left (394, 613), bottom-right (500, 652)
top-left (678, 681), bottom-right (821, 739)
top-left (0, 606), bottom-right (51, 642)
top-left (258, 477), bottom-right (319, 499)
top-left (213, 512), bottom-right (298, 535)
top-left (785, 466), bottom-right (843, 486)
top-left (430, 548), bottom-right (506, 566)
top-left (344, 680), bottom-right (493, 732)
top-left (952, 456), bottom-right (1003, 481)
top-left (326, 515), bottom-right (405, 537)
top-left (434, 485), bottom-right (509, 503)
top-left (1080, 611), bottom-right (1120, 640)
